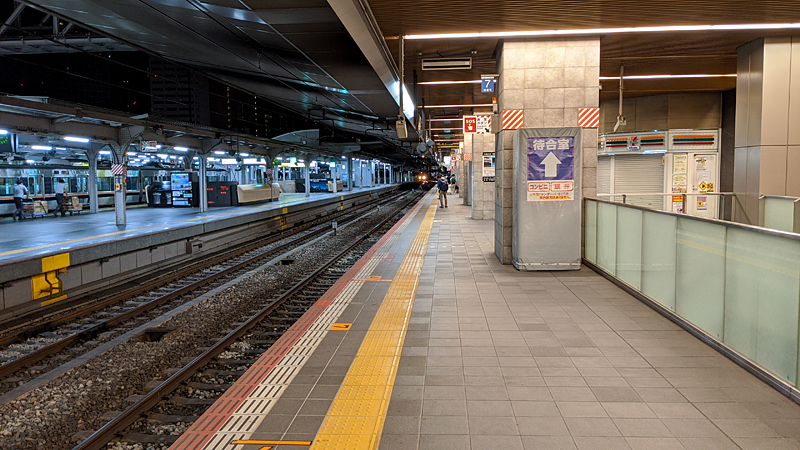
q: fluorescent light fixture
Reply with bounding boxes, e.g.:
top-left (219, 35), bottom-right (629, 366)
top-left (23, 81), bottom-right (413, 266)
top-left (298, 159), bottom-right (305, 163)
top-left (55, 147), bottom-right (66, 151)
top-left (99, 150), bottom-right (111, 155)
top-left (276, 156), bottom-right (283, 160)
top-left (243, 158), bottom-right (258, 164)
top-left (31, 145), bottom-right (52, 150)
top-left (127, 152), bottom-right (137, 156)
top-left (418, 80), bottom-right (482, 85)
top-left (404, 22), bottom-right (800, 40)
top-left (174, 146), bottom-right (188, 152)
top-left (239, 152), bottom-right (249, 157)
top-left (214, 150), bottom-right (226, 155)
top-left (193, 156), bottom-right (199, 160)
top-left (422, 104), bottom-right (493, 109)
top-left (0, 129), bottom-right (8, 135)
top-left (221, 158), bottom-right (237, 165)
top-left (599, 74), bottom-right (737, 80)
top-left (25, 159), bottom-right (35, 164)
top-left (157, 154), bottom-right (168, 158)
top-left (156, 145), bottom-right (162, 149)
top-left (64, 136), bottom-right (90, 143)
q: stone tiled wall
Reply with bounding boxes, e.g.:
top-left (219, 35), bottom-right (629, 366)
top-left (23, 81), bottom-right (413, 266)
top-left (466, 133), bottom-right (496, 220)
top-left (495, 39), bottom-right (600, 264)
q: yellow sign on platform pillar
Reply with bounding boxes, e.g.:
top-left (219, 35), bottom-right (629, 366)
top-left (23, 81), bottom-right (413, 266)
top-left (32, 252), bottom-right (70, 306)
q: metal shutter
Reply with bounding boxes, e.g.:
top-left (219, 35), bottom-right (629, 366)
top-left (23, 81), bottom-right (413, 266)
top-left (597, 156), bottom-right (611, 195)
top-left (613, 154), bottom-right (665, 209)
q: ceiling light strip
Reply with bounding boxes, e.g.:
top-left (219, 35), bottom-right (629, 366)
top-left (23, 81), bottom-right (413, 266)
top-left (418, 80), bottom-right (482, 85)
top-left (599, 74), bottom-right (737, 80)
top-left (404, 22), bottom-right (800, 40)
top-left (422, 104), bottom-right (493, 108)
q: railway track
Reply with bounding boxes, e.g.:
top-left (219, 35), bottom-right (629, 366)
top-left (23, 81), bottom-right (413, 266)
top-left (0, 190), bottom-right (406, 391)
top-left (70, 190), bottom-right (424, 450)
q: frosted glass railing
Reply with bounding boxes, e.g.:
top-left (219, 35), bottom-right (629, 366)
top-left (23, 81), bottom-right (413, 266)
top-left (759, 195), bottom-right (800, 233)
top-left (585, 198), bottom-right (800, 391)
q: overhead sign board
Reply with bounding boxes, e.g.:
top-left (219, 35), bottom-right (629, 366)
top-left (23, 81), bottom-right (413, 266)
top-left (526, 136), bottom-right (575, 202)
top-left (481, 77), bottom-right (496, 93)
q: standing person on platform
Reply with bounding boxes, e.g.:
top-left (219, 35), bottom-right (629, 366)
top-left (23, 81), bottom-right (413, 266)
top-left (437, 176), bottom-right (449, 208)
top-left (53, 178), bottom-right (67, 218)
top-left (12, 179), bottom-right (29, 221)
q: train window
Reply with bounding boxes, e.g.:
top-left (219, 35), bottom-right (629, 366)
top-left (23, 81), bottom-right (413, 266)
top-left (0, 178), bottom-right (14, 196)
top-left (97, 177), bottom-right (112, 192)
top-left (126, 177), bottom-right (139, 191)
top-left (27, 177), bottom-right (43, 195)
top-left (77, 177), bottom-right (88, 193)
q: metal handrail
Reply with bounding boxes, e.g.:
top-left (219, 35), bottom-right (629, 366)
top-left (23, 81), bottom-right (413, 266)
top-left (586, 196), bottom-right (799, 241)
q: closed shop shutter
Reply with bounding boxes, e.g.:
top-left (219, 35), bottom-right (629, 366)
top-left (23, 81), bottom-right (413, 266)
top-left (597, 156), bottom-right (612, 195)
top-left (613, 154), bottom-right (665, 209)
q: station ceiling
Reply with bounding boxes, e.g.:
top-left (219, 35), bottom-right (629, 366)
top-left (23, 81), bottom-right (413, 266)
top-left (16, 0), bottom-right (800, 149)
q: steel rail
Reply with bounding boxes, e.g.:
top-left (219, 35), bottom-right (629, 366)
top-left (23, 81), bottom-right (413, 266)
top-left (72, 191), bottom-right (422, 450)
top-left (0, 191), bottom-right (404, 378)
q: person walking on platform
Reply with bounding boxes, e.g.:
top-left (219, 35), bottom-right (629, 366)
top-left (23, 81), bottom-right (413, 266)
top-left (12, 179), bottom-right (29, 221)
top-left (437, 176), bottom-right (449, 208)
top-left (53, 178), bottom-right (67, 218)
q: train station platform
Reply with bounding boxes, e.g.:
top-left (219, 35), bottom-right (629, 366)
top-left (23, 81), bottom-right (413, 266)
top-left (173, 192), bottom-right (800, 450)
top-left (0, 186), bottom-right (397, 316)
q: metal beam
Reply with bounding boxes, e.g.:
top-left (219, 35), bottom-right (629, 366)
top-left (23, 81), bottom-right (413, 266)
top-left (0, 3), bottom-right (26, 37)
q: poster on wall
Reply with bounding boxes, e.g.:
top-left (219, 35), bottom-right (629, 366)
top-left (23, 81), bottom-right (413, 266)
top-left (695, 155), bottom-right (715, 184)
top-left (673, 154), bottom-right (688, 174)
top-left (697, 195), bottom-right (708, 211)
top-left (482, 152), bottom-right (495, 182)
top-left (526, 136), bottom-right (575, 202)
top-left (672, 174), bottom-right (687, 193)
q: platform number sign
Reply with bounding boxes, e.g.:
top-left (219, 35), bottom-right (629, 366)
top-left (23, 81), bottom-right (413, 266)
top-left (481, 77), bottom-right (495, 93)
top-left (526, 136), bottom-right (575, 202)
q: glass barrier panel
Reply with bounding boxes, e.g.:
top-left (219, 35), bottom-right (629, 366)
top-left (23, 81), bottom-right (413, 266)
top-left (724, 228), bottom-right (800, 386)
top-left (675, 218), bottom-right (727, 339)
top-left (763, 197), bottom-right (796, 233)
top-left (585, 200), bottom-right (597, 264)
top-left (641, 212), bottom-right (678, 311)
top-left (597, 202), bottom-right (617, 274)
top-left (616, 207), bottom-right (643, 289)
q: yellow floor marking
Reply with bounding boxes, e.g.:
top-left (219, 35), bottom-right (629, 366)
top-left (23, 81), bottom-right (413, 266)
top-left (310, 199), bottom-right (437, 450)
top-left (330, 323), bottom-right (352, 331)
top-left (230, 440), bottom-right (312, 446)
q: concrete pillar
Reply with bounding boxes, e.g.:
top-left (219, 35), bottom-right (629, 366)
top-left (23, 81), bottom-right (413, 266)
top-left (468, 133), bottom-right (494, 219)
top-left (111, 145), bottom-right (127, 226)
top-left (495, 38), bottom-right (600, 264)
top-left (85, 147), bottom-right (100, 214)
top-left (734, 37), bottom-right (800, 224)
top-left (305, 160), bottom-right (311, 197)
top-left (198, 153), bottom-right (209, 212)
top-left (347, 157), bottom-right (353, 191)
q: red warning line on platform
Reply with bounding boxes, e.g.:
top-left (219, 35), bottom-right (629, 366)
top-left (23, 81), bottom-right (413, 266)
top-left (170, 193), bottom-right (432, 450)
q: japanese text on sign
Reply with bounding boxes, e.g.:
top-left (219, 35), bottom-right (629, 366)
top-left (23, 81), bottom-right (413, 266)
top-left (526, 137), bottom-right (575, 202)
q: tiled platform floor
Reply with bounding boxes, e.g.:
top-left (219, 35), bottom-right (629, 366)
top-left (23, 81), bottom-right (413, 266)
top-left (378, 203), bottom-right (800, 450)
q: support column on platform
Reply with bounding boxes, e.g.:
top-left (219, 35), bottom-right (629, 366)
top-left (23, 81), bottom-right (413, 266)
top-left (495, 39), bottom-right (599, 264)
top-left (734, 37), bottom-right (800, 224)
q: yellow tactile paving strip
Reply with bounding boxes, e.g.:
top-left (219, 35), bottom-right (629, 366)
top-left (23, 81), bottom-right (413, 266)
top-left (310, 200), bottom-right (437, 450)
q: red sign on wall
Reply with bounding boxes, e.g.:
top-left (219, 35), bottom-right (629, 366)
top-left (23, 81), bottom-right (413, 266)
top-left (463, 116), bottom-right (477, 134)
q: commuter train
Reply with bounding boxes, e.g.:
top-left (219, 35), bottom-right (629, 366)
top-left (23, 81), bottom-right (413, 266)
top-left (0, 165), bottom-right (225, 216)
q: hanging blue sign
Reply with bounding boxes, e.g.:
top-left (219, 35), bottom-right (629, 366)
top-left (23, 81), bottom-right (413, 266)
top-left (481, 78), bottom-right (495, 93)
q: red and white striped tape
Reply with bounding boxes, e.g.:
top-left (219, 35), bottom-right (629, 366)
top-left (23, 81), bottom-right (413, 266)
top-left (578, 108), bottom-right (600, 128)
top-left (111, 164), bottom-right (127, 176)
top-left (502, 110), bottom-right (524, 130)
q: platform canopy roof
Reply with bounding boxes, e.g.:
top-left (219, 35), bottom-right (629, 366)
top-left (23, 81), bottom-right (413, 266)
top-left (14, 0), bottom-right (800, 153)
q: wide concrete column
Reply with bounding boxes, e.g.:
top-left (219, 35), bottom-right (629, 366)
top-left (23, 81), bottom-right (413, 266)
top-left (734, 37), bottom-right (800, 224)
top-left (495, 38), bottom-right (599, 264)
top-left (467, 133), bottom-right (495, 219)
